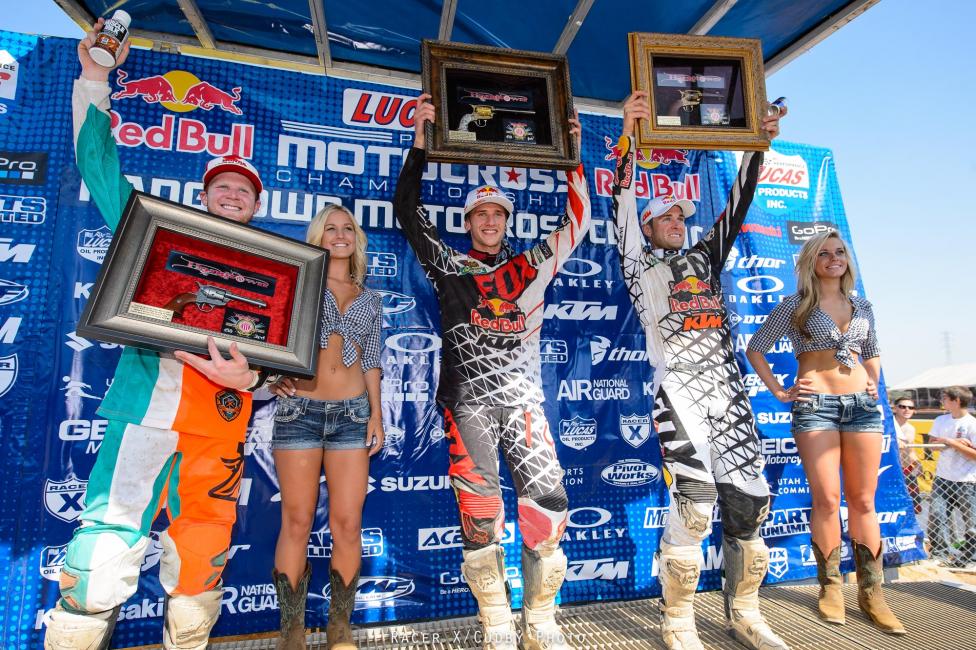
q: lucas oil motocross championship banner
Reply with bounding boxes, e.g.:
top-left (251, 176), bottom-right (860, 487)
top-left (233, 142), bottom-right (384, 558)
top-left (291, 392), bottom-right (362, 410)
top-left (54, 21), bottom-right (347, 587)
top-left (0, 31), bottom-right (923, 648)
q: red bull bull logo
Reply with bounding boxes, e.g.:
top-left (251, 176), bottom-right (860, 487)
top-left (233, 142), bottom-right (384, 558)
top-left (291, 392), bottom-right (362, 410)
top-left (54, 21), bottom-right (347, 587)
top-left (112, 70), bottom-right (243, 115)
top-left (636, 148), bottom-right (690, 169)
top-left (671, 276), bottom-right (710, 295)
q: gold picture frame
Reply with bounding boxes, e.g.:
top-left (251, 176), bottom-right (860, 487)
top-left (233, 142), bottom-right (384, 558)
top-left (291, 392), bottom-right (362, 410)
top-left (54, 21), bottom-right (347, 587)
top-left (629, 32), bottom-right (771, 151)
top-left (421, 40), bottom-right (579, 170)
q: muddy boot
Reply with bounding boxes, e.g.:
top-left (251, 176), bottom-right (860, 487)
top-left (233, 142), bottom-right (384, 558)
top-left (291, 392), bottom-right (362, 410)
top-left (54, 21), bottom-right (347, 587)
top-left (721, 537), bottom-right (789, 650)
top-left (43, 603), bottom-right (120, 650)
top-left (658, 542), bottom-right (705, 650)
top-left (462, 545), bottom-right (518, 650)
top-left (812, 543), bottom-right (845, 624)
top-left (162, 588), bottom-right (223, 649)
top-left (852, 540), bottom-right (906, 635)
top-left (520, 545), bottom-right (571, 650)
top-left (273, 563), bottom-right (311, 649)
top-left (326, 567), bottom-right (359, 649)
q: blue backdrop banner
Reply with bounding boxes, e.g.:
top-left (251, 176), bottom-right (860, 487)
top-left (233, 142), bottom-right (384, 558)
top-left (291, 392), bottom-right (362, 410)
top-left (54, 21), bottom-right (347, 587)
top-left (0, 32), bottom-right (923, 648)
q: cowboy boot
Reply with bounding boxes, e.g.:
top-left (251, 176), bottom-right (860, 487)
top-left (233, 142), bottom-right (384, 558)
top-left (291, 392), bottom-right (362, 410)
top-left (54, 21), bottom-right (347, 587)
top-left (852, 540), bottom-right (906, 635)
top-left (461, 545), bottom-right (518, 650)
top-left (721, 537), bottom-right (789, 650)
top-left (273, 563), bottom-right (311, 649)
top-left (811, 544), bottom-right (844, 624)
top-left (327, 567), bottom-right (359, 649)
top-left (658, 541), bottom-right (705, 650)
top-left (520, 545), bottom-right (571, 650)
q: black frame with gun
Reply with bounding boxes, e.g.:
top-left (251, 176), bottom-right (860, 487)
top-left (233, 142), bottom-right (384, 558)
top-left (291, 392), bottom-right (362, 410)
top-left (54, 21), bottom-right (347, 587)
top-left (421, 40), bottom-right (579, 170)
top-left (77, 192), bottom-right (329, 378)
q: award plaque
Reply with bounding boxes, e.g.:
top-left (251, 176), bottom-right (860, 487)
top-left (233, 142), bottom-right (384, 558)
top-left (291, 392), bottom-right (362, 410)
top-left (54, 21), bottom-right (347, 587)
top-left (77, 192), bottom-right (328, 378)
top-left (629, 33), bottom-right (771, 151)
top-left (421, 40), bottom-right (579, 170)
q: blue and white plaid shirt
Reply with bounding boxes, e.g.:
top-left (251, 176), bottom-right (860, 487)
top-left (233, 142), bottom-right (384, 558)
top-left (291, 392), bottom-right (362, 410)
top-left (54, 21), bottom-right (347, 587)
top-left (319, 286), bottom-right (383, 372)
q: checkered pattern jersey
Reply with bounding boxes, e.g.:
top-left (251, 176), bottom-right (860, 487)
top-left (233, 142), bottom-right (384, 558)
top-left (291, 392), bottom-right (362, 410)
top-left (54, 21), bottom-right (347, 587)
top-left (318, 286), bottom-right (383, 372)
top-left (746, 293), bottom-right (879, 368)
top-left (393, 147), bottom-right (591, 407)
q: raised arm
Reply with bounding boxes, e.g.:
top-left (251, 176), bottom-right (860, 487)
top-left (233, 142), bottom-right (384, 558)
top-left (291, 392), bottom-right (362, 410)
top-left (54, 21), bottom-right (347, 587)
top-left (392, 93), bottom-right (453, 281)
top-left (611, 92), bottom-right (653, 286)
top-left (72, 18), bottom-right (134, 232)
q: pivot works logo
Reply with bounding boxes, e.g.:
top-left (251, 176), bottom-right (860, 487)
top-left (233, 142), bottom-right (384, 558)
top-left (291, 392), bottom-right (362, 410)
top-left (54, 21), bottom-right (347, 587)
top-left (559, 416), bottom-right (597, 450)
top-left (601, 459), bottom-right (659, 487)
top-left (565, 557), bottom-right (629, 581)
top-left (113, 69), bottom-right (243, 114)
top-left (77, 226), bottom-right (112, 264)
top-left (0, 195), bottom-right (46, 225)
top-left (619, 414), bottom-right (652, 448)
top-left (44, 477), bottom-right (87, 523)
top-left (0, 151), bottom-right (47, 185)
top-left (418, 523), bottom-right (515, 551)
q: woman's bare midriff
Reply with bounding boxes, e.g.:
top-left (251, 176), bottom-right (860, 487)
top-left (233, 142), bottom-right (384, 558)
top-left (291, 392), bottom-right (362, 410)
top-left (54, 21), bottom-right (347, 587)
top-left (796, 348), bottom-right (868, 395)
top-left (292, 334), bottom-right (367, 400)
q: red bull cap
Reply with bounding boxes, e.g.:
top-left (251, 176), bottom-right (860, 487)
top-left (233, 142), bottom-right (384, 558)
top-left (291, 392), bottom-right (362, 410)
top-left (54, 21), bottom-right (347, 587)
top-left (203, 155), bottom-right (263, 196)
top-left (640, 194), bottom-right (696, 225)
top-left (463, 185), bottom-right (514, 216)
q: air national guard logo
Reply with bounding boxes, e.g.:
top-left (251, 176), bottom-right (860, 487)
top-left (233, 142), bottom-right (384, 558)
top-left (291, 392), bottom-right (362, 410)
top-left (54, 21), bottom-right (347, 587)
top-left (559, 416), bottom-right (597, 450)
top-left (44, 477), bottom-right (87, 523)
top-left (0, 353), bottom-right (17, 398)
top-left (768, 546), bottom-right (789, 579)
top-left (215, 389), bottom-right (243, 422)
top-left (620, 413), bottom-right (652, 448)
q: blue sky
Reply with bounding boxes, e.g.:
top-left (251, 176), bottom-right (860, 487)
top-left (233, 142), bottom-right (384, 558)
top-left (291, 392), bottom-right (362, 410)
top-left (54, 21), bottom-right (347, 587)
top-left (5, 0), bottom-right (973, 384)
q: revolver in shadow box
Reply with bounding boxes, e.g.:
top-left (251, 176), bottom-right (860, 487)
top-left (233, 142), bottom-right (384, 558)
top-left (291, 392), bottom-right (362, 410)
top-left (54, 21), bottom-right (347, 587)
top-left (456, 87), bottom-right (536, 141)
top-left (165, 282), bottom-right (267, 316)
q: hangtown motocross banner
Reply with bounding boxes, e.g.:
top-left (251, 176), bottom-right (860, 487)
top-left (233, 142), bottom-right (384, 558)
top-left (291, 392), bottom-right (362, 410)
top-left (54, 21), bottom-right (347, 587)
top-left (0, 31), bottom-right (923, 648)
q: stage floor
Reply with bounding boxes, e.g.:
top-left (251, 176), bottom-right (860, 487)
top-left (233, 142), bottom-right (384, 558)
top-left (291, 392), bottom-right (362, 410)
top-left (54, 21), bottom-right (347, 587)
top-left (204, 581), bottom-right (975, 649)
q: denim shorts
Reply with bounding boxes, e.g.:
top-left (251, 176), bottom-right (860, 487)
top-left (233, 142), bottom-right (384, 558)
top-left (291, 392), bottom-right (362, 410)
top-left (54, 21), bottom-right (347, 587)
top-left (271, 393), bottom-right (371, 451)
top-left (791, 391), bottom-right (883, 434)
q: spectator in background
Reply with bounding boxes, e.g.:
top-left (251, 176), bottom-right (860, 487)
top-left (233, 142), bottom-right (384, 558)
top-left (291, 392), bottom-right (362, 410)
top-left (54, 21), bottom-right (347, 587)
top-left (893, 398), bottom-right (922, 514)
top-left (927, 386), bottom-right (976, 568)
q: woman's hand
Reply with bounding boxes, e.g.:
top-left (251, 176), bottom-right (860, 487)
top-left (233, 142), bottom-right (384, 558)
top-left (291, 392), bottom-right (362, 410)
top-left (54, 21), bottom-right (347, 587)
top-left (367, 414), bottom-right (385, 457)
top-left (775, 377), bottom-right (815, 403)
top-left (865, 378), bottom-right (879, 400)
top-left (270, 377), bottom-right (298, 397)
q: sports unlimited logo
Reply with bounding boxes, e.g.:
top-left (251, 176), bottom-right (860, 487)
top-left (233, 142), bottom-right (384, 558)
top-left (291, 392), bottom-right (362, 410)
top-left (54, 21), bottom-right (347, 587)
top-left (559, 416), bottom-right (597, 450)
top-left (601, 459), bottom-right (659, 487)
top-left (76, 226), bottom-right (112, 264)
top-left (0, 194), bottom-right (46, 225)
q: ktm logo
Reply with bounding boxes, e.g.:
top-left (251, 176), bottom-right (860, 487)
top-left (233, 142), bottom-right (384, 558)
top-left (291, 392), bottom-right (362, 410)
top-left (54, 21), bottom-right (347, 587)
top-left (112, 70), bottom-right (243, 114)
top-left (682, 313), bottom-right (723, 331)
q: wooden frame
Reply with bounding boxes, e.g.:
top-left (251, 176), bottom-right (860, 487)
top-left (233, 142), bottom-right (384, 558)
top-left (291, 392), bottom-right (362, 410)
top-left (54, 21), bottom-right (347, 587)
top-left (629, 32), bottom-right (771, 151)
top-left (77, 192), bottom-right (328, 378)
top-left (421, 40), bottom-right (579, 170)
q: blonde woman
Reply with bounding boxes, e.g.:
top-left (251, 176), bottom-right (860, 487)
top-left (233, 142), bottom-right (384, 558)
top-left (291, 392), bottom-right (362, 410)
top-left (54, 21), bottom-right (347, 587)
top-left (745, 230), bottom-right (904, 635)
top-left (270, 205), bottom-right (384, 649)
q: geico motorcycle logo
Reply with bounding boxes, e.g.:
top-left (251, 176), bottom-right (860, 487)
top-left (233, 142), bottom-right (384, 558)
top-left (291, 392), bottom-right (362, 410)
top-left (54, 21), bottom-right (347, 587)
top-left (558, 415), bottom-right (597, 450)
top-left (736, 275), bottom-right (784, 294)
top-left (0, 277), bottom-right (28, 306)
top-left (557, 378), bottom-right (629, 401)
top-left (343, 88), bottom-right (417, 130)
top-left (643, 506), bottom-right (669, 529)
top-left (767, 547), bottom-right (789, 579)
top-left (760, 507), bottom-right (812, 537)
top-left (590, 335), bottom-right (647, 365)
top-left (378, 290), bottom-right (416, 316)
top-left (59, 419), bottom-right (108, 449)
top-left (221, 583), bottom-right (277, 614)
top-left (540, 338), bottom-right (568, 364)
top-left (756, 412), bottom-right (792, 425)
top-left (601, 459), bottom-right (659, 487)
top-left (565, 558), bottom-right (629, 581)
top-left (309, 527), bottom-right (385, 558)
top-left (759, 437), bottom-right (797, 456)
top-left (543, 300), bottom-right (617, 321)
top-left (0, 237), bottom-right (36, 263)
top-left (366, 251), bottom-right (398, 277)
top-left (43, 477), bottom-right (87, 523)
top-left (0, 317), bottom-right (18, 344)
top-left (418, 523), bottom-right (516, 551)
top-left (76, 226), bottom-right (112, 264)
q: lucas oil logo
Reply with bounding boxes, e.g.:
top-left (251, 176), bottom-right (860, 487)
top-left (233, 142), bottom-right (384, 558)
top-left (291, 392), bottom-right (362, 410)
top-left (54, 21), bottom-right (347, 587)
top-left (77, 226), bottom-right (112, 264)
top-left (112, 69), bottom-right (243, 114)
top-left (559, 416), bottom-right (597, 450)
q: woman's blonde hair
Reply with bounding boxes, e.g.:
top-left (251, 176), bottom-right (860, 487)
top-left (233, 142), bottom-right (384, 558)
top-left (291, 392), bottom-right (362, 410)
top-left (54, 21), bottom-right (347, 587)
top-left (306, 204), bottom-right (368, 285)
top-left (793, 229), bottom-right (857, 339)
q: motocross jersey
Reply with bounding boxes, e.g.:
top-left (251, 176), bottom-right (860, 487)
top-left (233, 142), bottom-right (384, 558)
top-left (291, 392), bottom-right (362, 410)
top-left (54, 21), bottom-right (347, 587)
top-left (72, 78), bottom-right (252, 440)
top-left (393, 147), bottom-right (591, 407)
top-left (611, 136), bottom-right (762, 394)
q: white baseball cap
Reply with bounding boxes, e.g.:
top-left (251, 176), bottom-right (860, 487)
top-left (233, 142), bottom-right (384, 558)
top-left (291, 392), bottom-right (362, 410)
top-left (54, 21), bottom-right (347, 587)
top-left (463, 185), bottom-right (514, 216)
top-left (640, 194), bottom-right (696, 225)
top-left (203, 155), bottom-right (263, 196)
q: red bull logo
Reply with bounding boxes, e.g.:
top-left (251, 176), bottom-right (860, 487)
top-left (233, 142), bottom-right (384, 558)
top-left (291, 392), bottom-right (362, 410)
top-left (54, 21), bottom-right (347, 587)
top-left (669, 276), bottom-right (720, 314)
top-left (472, 296), bottom-right (525, 333)
top-left (112, 70), bottom-right (243, 115)
top-left (636, 148), bottom-right (690, 169)
top-left (108, 110), bottom-right (254, 158)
